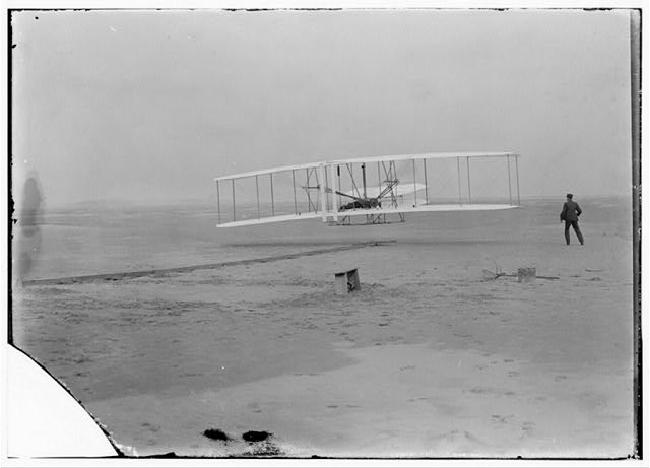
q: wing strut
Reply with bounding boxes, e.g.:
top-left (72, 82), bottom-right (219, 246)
top-left (256, 175), bottom-right (261, 219)
top-left (318, 164), bottom-right (327, 221)
top-left (376, 162), bottom-right (382, 197)
top-left (328, 163), bottom-right (338, 223)
top-left (424, 158), bottom-right (429, 204)
top-left (507, 155), bottom-right (512, 205)
top-left (337, 165), bottom-right (342, 209)
top-left (362, 163), bottom-right (367, 198)
top-left (466, 156), bottom-right (472, 204)
top-left (515, 155), bottom-right (521, 205)
top-left (270, 173), bottom-right (275, 216)
top-left (412, 159), bottom-right (417, 206)
top-left (215, 180), bottom-right (221, 224)
top-left (292, 170), bottom-right (298, 215)
top-left (456, 157), bottom-right (462, 204)
top-left (232, 179), bottom-right (236, 222)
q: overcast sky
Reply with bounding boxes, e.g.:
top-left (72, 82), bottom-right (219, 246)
top-left (12, 9), bottom-right (632, 207)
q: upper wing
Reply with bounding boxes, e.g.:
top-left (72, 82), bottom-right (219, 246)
top-left (214, 152), bottom-right (516, 181)
top-left (214, 160), bottom-right (325, 182)
top-left (327, 151), bottom-right (516, 166)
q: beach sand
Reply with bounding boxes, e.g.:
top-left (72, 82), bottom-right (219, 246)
top-left (12, 197), bottom-right (635, 457)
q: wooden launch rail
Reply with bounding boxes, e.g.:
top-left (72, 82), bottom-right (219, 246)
top-left (21, 241), bottom-right (396, 287)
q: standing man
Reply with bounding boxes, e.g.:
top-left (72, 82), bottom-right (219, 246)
top-left (560, 193), bottom-right (584, 245)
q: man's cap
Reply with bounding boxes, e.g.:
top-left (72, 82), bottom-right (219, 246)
top-left (566, 193), bottom-right (573, 199)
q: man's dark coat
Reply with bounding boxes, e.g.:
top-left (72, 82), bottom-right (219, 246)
top-left (560, 200), bottom-right (582, 222)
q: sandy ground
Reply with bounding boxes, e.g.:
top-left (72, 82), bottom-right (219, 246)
top-left (12, 198), bottom-right (636, 458)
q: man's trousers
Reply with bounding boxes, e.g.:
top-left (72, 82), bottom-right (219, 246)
top-left (565, 220), bottom-right (584, 245)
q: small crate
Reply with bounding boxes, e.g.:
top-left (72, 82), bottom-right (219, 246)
top-left (334, 268), bottom-right (361, 294)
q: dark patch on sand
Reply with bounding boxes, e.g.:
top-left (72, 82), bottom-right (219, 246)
top-left (203, 428), bottom-right (232, 442)
top-left (242, 430), bottom-right (272, 443)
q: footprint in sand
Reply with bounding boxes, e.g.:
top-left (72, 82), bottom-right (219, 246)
top-left (452, 332), bottom-right (472, 338)
top-left (520, 421), bottom-right (535, 438)
top-left (491, 414), bottom-right (513, 424)
top-left (141, 422), bottom-right (160, 432)
top-left (407, 396), bottom-right (430, 402)
top-left (435, 429), bottom-right (483, 446)
top-left (467, 386), bottom-right (497, 395)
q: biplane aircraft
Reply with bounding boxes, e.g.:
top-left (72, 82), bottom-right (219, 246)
top-left (214, 152), bottom-right (520, 227)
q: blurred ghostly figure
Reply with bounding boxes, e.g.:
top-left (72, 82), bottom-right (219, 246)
top-left (14, 174), bottom-right (44, 285)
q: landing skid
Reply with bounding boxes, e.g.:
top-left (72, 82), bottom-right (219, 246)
top-left (329, 213), bottom-right (406, 226)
